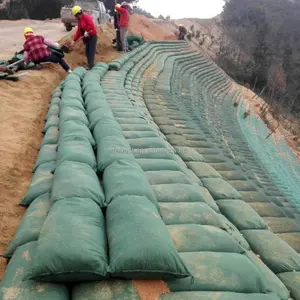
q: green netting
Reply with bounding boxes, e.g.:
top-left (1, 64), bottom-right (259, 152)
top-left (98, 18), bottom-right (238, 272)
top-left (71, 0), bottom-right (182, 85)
top-left (72, 281), bottom-right (140, 300)
top-left (4, 193), bottom-right (50, 258)
top-left (25, 198), bottom-right (108, 282)
top-left (168, 224), bottom-right (244, 253)
top-left (20, 161), bottom-right (55, 206)
top-left (217, 200), bottom-right (268, 230)
top-left (0, 242), bottom-right (69, 299)
top-left (160, 292), bottom-right (281, 300)
top-left (51, 161), bottom-right (105, 206)
top-left (107, 195), bottom-right (191, 279)
top-left (103, 159), bottom-right (158, 208)
top-left (241, 229), bottom-right (300, 273)
top-left (33, 144), bottom-right (57, 172)
top-left (56, 136), bottom-right (96, 171)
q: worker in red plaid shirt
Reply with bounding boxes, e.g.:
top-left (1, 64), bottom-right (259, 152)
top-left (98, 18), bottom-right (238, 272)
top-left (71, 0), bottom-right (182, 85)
top-left (23, 27), bottom-right (72, 73)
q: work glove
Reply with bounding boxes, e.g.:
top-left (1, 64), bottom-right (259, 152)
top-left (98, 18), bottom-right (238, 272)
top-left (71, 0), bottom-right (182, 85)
top-left (84, 31), bottom-right (89, 38)
top-left (54, 42), bottom-right (60, 48)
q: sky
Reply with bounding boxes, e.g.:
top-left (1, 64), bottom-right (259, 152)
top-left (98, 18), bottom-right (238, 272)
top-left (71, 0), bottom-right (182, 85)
top-left (138, 0), bottom-right (225, 19)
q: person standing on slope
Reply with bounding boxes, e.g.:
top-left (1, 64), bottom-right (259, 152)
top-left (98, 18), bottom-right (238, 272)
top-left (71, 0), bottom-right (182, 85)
top-left (71, 5), bottom-right (98, 70)
top-left (113, 4), bottom-right (122, 51)
top-left (23, 27), bottom-right (72, 73)
top-left (114, 2), bottom-right (131, 52)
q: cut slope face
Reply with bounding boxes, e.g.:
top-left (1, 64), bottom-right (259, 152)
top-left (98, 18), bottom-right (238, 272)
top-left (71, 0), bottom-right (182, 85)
top-left (2, 41), bottom-right (300, 300)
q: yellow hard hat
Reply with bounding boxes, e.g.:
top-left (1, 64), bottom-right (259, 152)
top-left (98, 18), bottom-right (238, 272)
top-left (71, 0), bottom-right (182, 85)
top-left (24, 27), bottom-right (34, 39)
top-left (72, 5), bottom-right (82, 16)
top-left (179, 24), bottom-right (183, 27)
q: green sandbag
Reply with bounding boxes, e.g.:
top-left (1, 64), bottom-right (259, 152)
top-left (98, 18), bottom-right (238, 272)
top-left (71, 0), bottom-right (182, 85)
top-left (209, 162), bottom-right (237, 171)
top-left (202, 178), bottom-right (242, 200)
top-left (166, 252), bottom-right (274, 293)
top-left (97, 136), bottom-right (134, 173)
top-left (115, 117), bottom-right (147, 125)
top-left (88, 108), bottom-right (114, 131)
top-left (20, 161), bottom-right (55, 206)
top-left (133, 148), bottom-right (176, 160)
top-left (123, 130), bottom-right (160, 139)
top-left (120, 124), bottom-right (153, 131)
top-left (50, 96), bottom-right (61, 105)
top-left (0, 242), bottom-right (69, 300)
top-left (160, 202), bottom-right (224, 227)
top-left (61, 89), bottom-right (83, 102)
top-left (59, 120), bottom-right (95, 147)
top-left (60, 98), bottom-right (85, 111)
top-left (217, 200), bottom-right (268, 230)
top-left (56, 136), bottom-right (96, 171)
top-left (85, 94), bottom-right (107, 113)
top-left (174, 146), bottom-right (204, 162)
top-left (40, 126), bottom-right (59, 148)
top-left (277, 272), bottom-right (300, 300)
top-left (51, 161), bottom-right (104, 206)
top-left (43, 114), bottom-right (59, 133)
top-left (160, 292), bottom-right (281, 300)
top-left (241, 230), bottom-right (300, 274)
top-left (25, 198), bottom-right (108, 282)
top-left (93, 118), bottom-right (124, 143)
top-left (263, 217), bottom-right (300, 234)
top-left (136, 159), bottom-right (183, 172)
top-left (168, 224), bottom-right (243, 253)
top-left (240, 191), bottom-right (270, 203)
top-left (33, 144), bottom-right (57, 172)
top-left (4, 193), bottom-right (50, 258)
top-left (218, 170), bottom-right (248, 180)
top-left (166, 135), bottom-right (191, 147)
top-left (227, 180), bottom-right (258, 192)
top-left (186, 162), bottom-right (222, 179)
top-left (128, 137), bottom-right (170, 149)
top-left (59, 107), bottom-right (89, 126)
top-left (45, 104), bottom-right (59, 121)
top-left (103, 159), bottom-right (158, 208)
top-left (146, 171), bottom-right (191, 185)
top-left (159, 125), bottom-right (182, 135)
top-left (107, 195), bottom-right (191, 279)
top-left (72, 280), bottom-right (140, 300)
top-left (248, 202), bottom-right (285, 217)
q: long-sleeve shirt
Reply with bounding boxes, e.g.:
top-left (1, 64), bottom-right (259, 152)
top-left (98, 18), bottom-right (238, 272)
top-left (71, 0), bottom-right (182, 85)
top-left (23, 35), bottom-right (56, 64)
top-left (74, 13), bottom-right (97, 42)
top-left (115, 5), bottom-right (129, 28)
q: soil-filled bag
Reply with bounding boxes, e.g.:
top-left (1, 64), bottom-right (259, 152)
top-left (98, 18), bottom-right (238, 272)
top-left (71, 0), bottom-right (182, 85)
top-left (56, 136), bottom-right (97, 171)
top-left (107, 195), bottom-right (191, 279)
top-left (0, 242), bottom-right (69, 300)
top-left (88, 108), bottom-right (115, 131)
top-left (51, 161), bottom-right (105, 207)
top-left (59, 107), bottom-right (89, 126)
top-left (40, 126), bottom-right (59, 148)
top-left (4, 193), bottom-right (50, 258)
top-left (103, 159), bottom-right (158, 208)
top-left (33, 144), bottom-right (57, 172)
top-left (59, 120), bottom-right (95, 147)
top-left (24, 198), bottom-right (108, 282)
top-left (20, 161), bottom-right (55, 206)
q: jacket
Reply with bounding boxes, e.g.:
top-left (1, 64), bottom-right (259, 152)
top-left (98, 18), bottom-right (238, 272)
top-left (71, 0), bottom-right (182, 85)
top-left (23, 35), bottom-right (52, 63)
top-left (115, 5), bottom-right (129, 28)
top-left (74, 13), bottom-right (97, 42)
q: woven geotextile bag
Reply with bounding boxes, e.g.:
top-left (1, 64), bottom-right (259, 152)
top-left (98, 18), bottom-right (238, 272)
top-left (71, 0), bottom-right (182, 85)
top-left (107, 195), bottom-right (191, 279)
top-left (123, 130), bottom-right (160, 139)
top-left (33, 144), bottom-right (57, 172)
top-left (0, 242), bottom-right (69, 300)
top-left (186, 162), bottom-right (222, 179)
top-left (277, 272), bottom-right (300, 300)
top-left (103, 159), bottom-right (158, 209)
top-left (168, 224), bottom-right (244, 253)
top-left (24, 198), bottom-right (108, 282)
top-left (56, 136), bottom-right (97, 171)
top-left (4, 193), bottom-right (50, 258)
top-left (88, 108), bottom-right (114, 131)
top-left (159, 292), bottom-right (281, 300)
top-left (135, 159), bottom-right (184, 172)
top-left (39, 126), bottom-right (59, 148)
top-left (51, 161), bottom-right (105, 207)
top-left (173, 146), bottom-right (204, 162)
top-left (43, 114), bottom-right (59, 133)
top-left (59, 107), bottom-right (89, 126)
top-left (45, 104), bottom-right (59, 121)
top-left (93, 118), bottom-right (124, 144)
top-left (59, 97), bottom-right (85, 111)
top-left (20, 161), bottom-right (55, 206)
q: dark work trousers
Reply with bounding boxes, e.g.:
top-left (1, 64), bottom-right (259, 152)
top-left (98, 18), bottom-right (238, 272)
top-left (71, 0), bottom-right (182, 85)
top-left (85, 35), bottom-right (97, 69)
top-left (38, 54), bottom-right (70, 72)
top-left (116, 29), bottom-right (122, 51)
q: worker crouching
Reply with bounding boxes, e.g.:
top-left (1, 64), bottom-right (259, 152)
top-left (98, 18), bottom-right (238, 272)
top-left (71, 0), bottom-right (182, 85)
top-left (178, 24), bottom-right (187, 40)
top-left (23, 27), bottom-right (71, 73)
top-left (71, 5), bottom-right (98, 70)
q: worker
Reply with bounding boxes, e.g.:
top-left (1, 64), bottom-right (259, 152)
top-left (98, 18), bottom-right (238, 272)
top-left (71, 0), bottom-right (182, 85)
top-left (178, 24), bottom-right (187, 40)
top-left (113, 4), bottom-right (122, 51)
top-left (23, 27), bottom-right (72, 73)
top-left (114, 2), bottom-right (131, 52)
top-left (71, 5), bottom-right (97, 70)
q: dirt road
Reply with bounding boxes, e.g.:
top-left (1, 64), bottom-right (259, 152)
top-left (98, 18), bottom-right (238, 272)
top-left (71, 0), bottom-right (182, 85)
top-left (0, 19), bottom-right (66, 59)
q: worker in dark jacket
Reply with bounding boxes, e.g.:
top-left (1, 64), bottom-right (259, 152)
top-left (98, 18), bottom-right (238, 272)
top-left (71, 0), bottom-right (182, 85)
top-left (178, 24), bottom-right (187, 40)
top-left (71, 5), bottom-right (98, 69)
top-left (113, 4), bottom-right (122, 51)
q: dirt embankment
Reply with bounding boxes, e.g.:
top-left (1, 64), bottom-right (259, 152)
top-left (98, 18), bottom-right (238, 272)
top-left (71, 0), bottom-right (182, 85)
top-left (0, 14), bottom-right (176, 280)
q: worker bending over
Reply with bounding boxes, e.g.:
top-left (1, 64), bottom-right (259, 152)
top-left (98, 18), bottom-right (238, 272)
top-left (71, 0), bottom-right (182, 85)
top-left (114, 2), bottom-right (131, 52)
top-left (71, 5), bottom-right (97, 70)
top-left (23, 28), bottom-right (71, 73)
top-left (178, 24), bottom-right (187, 40)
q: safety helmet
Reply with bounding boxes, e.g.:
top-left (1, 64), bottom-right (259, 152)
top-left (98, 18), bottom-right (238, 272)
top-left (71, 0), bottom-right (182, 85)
top-left (114, 3), bottom-right (121, 12)
top-left (24, 27), bottom-right (34, 39)
top-left (179, 24), bottom-right (183, 27)
top-left (72, 5), bottom-right (82, 16)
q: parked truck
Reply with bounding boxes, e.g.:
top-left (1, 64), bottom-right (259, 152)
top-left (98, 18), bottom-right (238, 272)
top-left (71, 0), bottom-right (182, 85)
top-left (60, 0), bottom-right (111, 32)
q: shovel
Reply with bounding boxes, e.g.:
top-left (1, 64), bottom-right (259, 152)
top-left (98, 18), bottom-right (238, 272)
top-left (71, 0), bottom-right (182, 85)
top-left (61, 31), bottom-right (92, 53)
